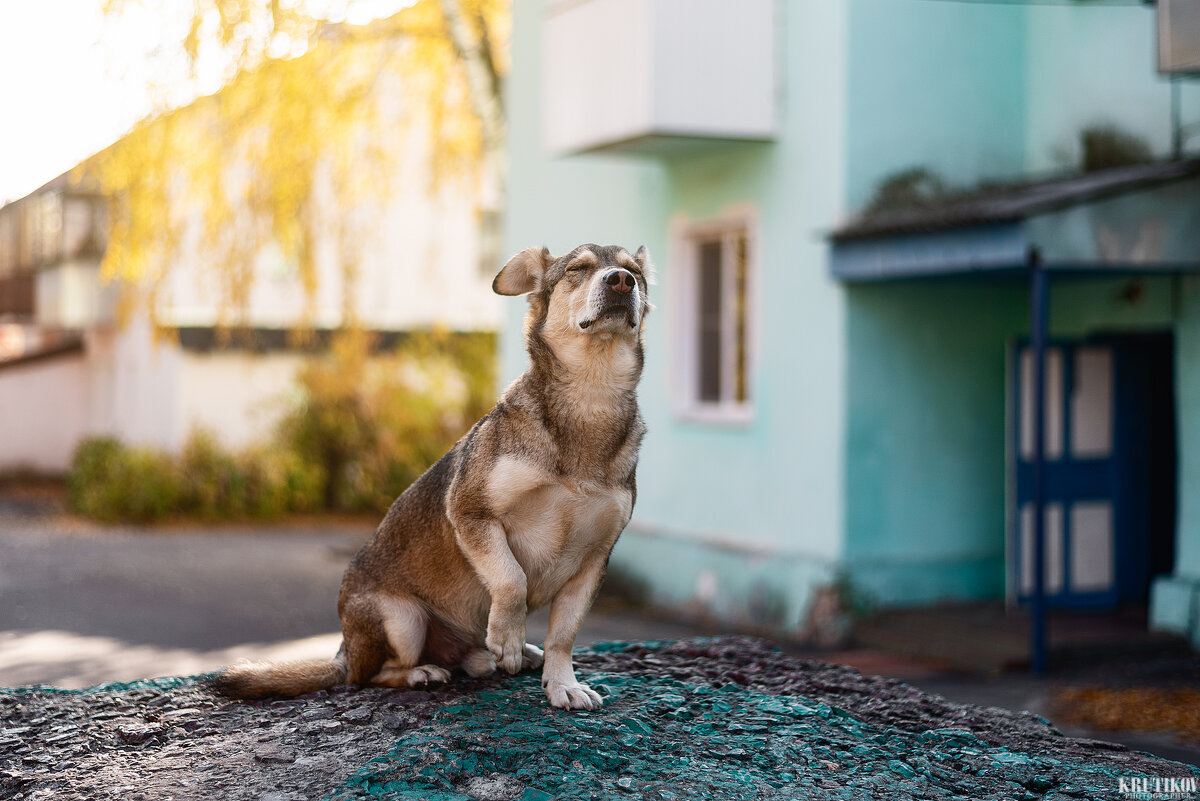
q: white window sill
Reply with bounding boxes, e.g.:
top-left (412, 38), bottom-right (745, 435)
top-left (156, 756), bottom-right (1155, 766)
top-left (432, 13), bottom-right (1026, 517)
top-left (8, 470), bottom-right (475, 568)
top-left (674, 403), bottom-right (755, 428)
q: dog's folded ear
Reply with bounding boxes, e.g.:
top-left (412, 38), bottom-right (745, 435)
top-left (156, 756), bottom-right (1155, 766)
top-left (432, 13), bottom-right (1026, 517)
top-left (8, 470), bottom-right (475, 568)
top-left (633, 245), bottom-right (655, 284)
top-left (493, 247), bottom-right (553, 296)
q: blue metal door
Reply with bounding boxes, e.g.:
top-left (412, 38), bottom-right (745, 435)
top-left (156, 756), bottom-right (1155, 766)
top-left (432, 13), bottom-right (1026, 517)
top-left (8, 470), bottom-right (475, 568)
top-left (1012, 341), bottom-right (1122, 608)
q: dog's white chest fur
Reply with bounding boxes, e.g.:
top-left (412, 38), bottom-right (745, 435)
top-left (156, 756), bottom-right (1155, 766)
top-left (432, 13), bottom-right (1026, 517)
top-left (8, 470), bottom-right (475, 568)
top-left (486, 456), bottom-right (632, 609)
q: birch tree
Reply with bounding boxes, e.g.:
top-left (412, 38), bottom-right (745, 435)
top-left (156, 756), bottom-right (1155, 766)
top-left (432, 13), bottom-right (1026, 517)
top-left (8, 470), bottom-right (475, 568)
top-left (91, 0), bottom-right (508, 331)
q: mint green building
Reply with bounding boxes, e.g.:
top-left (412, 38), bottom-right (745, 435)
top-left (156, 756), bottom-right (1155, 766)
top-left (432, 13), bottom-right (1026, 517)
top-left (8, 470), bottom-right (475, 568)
top-left (502, 0), bottom-right (1200, 645)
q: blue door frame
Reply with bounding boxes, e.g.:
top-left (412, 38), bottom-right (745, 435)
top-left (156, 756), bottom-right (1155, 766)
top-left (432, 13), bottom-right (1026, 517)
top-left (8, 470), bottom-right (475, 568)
top-left (1011, 334), bottom-right (1168, 610)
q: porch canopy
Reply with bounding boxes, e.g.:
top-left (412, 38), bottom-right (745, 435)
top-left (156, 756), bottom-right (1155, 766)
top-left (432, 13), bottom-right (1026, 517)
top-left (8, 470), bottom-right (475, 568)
top-left (831, 159), bottom-right (1200, 282)
top-left (829, 158), bottom-right (1200, 674)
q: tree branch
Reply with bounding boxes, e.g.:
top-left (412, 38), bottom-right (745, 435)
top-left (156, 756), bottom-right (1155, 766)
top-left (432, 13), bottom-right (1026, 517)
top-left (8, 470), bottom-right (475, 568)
top-left (436, 0), bottom-right (507, 203)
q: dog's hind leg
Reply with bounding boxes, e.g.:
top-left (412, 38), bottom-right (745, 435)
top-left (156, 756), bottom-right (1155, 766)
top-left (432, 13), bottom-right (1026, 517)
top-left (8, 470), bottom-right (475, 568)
top-left (373, 595), bottom-right (450, 688)
top-left (340, 595), bottom-right (388, 687)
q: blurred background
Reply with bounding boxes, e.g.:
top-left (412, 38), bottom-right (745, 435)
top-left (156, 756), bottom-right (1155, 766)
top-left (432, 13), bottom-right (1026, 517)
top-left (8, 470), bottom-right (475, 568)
top-left (1, 0), bottom-right (1199, 764)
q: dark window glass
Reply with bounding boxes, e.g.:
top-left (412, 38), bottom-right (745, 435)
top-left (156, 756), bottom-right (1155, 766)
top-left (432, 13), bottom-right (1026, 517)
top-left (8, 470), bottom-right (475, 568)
top-left (697, 240), bottom-right (723, 402)
top-left (734, 233), bottom-right (748, 403)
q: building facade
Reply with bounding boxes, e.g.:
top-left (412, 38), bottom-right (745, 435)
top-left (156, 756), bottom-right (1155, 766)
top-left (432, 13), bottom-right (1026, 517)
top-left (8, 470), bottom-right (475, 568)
top-left (501, 0), bottom-right (1200, 644)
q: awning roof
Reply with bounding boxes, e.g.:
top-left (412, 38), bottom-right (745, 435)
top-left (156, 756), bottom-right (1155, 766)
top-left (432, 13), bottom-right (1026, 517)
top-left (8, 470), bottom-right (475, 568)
top-left (830, 159), bottom-right (1200, 282)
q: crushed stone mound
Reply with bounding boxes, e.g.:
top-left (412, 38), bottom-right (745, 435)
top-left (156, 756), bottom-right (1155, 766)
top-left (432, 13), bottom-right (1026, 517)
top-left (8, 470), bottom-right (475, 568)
top-left (2, 637), bottom-right (1197, 801)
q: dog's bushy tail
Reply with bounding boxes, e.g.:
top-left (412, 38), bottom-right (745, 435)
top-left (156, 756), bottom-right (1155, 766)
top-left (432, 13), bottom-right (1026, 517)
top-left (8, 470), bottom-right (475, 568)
top-left (210, 654), bottom-right (348, 700)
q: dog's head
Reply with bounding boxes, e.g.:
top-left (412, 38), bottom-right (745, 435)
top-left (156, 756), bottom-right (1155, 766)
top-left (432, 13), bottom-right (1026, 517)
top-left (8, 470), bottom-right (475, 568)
top-left (493, 244), bottom-right (652, 351)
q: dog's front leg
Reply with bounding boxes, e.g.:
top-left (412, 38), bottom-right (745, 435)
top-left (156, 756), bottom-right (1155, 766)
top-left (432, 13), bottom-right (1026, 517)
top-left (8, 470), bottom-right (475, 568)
top-left (542, 549), bottom-right (608, 711)
top-left (454, 519), bottom-right (528, 674)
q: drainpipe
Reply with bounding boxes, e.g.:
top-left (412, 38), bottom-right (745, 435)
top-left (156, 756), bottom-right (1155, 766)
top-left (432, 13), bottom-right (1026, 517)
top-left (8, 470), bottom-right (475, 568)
top-left (1172, 77), bottom-right (1182, 160)
top-left (1029, 247), bottom-right (1048, 676)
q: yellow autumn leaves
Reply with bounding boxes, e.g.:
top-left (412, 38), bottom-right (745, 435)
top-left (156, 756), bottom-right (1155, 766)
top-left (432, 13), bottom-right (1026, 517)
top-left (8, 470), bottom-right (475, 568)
top-left (84, 0), bottom-right (507, 334)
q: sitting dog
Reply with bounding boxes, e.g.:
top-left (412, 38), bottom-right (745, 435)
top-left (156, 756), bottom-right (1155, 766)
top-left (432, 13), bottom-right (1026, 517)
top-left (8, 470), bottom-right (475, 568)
top-left (212, 244), bottom-right (650, 710)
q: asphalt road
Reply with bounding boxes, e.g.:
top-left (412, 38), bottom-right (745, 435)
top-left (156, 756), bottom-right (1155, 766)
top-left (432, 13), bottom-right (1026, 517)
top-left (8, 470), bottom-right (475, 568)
top-left (0, 498), bottom-right (708, 689)
top-left (0, 515), bottom-right (353, 651)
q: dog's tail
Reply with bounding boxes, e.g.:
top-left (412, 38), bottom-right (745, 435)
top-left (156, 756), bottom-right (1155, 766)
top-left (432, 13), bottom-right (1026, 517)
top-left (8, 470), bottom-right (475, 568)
top-left (209, 650), bottom-right (348, 700)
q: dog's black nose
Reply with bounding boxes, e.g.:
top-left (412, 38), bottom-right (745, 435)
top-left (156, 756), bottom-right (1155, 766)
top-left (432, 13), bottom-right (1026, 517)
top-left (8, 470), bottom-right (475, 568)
top-left (605, 269), bottom-right (634, 295)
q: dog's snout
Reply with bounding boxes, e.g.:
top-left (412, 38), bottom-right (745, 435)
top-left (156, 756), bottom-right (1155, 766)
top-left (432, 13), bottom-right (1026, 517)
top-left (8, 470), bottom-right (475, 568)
top-left (605, 269), bottom-right (634, 295)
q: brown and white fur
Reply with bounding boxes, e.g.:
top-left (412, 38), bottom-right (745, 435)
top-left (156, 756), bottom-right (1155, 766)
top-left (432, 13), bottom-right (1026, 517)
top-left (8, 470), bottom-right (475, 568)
top-left (211, 244), bottom-right (650, 710)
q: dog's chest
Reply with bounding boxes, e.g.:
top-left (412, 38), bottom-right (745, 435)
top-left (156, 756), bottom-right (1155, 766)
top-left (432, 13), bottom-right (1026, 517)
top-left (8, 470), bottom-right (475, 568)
top-left (486, 456), bottom-right (631, 606)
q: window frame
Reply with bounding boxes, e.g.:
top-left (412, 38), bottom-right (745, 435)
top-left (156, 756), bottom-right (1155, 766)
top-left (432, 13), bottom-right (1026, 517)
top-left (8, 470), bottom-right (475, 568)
top-left (671, 209), bottom-right (757, 426)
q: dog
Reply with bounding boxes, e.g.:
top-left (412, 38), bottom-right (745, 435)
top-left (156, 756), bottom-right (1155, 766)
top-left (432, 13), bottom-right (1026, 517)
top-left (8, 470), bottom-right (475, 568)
top-left (212, 244), bottom-right (650, 710)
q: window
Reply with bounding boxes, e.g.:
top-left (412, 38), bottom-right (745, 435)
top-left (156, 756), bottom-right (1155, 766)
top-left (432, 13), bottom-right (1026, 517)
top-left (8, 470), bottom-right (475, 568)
top-left (0, 209), bottom-right (16, 278)
top-left (32, 191), bottom-right (63, 267)
top-left (675, 217), bottom-right (754, 423)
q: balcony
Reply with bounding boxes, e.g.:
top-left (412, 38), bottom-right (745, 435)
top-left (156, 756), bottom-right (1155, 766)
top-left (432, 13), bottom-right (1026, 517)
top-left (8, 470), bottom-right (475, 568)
top-left (0, 275), bottom-right (34, 319)
top-left (542, 0), bottom-right (777, 157)
top-left (0, 187), bottom-right (110, 327)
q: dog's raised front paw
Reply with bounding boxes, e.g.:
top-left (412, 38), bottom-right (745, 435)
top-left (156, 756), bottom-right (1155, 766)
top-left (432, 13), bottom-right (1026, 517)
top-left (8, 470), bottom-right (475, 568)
top-left (486, 621), bottom-right (527, 675)
top-left (545, 681), bottom-right (603, 711)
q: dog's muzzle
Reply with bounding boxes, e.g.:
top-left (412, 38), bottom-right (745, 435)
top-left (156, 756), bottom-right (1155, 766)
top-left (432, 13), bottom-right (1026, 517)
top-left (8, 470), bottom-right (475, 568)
top-left (580, 269), bottom-right (639, 330)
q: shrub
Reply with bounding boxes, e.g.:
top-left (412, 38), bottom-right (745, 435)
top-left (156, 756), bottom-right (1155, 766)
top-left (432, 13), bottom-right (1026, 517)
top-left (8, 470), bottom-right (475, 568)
top-left (68, 437), bottom-right (181, 522)
top-left (66, 327), bottom-right (496, 523)
top-left (239, 445), bottom-right (326, 518)
top-left (277, 327), bottom-right (495, 514)
top-left (68, 438), bottom-right (125, 520)
top-left (864, 167), bottom-right (947, 215)
top-left (179, 428), bottom-right (249, 520)
top-left (276, 329), bottom-right (371, 511)
top-left (116, 447), bottom-right (183, 523)
top-left (1081, 125), bottom-right (1152, 172)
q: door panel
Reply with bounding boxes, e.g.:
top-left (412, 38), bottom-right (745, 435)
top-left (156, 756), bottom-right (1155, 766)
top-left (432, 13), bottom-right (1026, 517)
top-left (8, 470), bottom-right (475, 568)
top-left (1070, 348), bottom-right (1113, 459)
top-left (1013, 341), bottom-right (1118, 607)
top-left (1069, 501), bottom-right (1113, 593)
top-left (1019, 348), bottom-right (1064, 461)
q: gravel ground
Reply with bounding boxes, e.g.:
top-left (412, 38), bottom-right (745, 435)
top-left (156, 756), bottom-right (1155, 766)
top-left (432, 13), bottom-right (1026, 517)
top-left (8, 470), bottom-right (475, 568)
top-left (3, 637), bottom-right (1198, 801)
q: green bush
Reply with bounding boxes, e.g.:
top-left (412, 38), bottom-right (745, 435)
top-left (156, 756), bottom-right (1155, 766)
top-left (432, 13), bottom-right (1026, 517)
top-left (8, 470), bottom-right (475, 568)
top-left (68, 437), bottom-right (181, 523)
top-left (66, 328), bottom-right (496, 523)
top-left (240, 445), bottom-right (326, 518)
top-left (1081, 125), bottom-right (1152, 172)
top-left (68, 438), bottom-right (124, 520)
top-left (178, 428), bottom-right (252, 519)
top-left (278, 327), bottom-right (494, 514)
top-left (117, 447), bottom-right (183, 523)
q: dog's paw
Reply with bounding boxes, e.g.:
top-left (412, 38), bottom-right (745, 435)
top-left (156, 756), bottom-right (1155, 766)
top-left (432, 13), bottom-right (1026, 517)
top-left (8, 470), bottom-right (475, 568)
top-left (486, 622), bottom-right (526, 675)
top-left (407, 664), bottom-right (451, 686)
top-left (545, 681), bottom-right (603, 711)
top-left (461, 649), bottom-right (497, 678)
top-left (372, 663), bottom-right (450, 688)
top-left (522, 643), bottom-right (544, 671)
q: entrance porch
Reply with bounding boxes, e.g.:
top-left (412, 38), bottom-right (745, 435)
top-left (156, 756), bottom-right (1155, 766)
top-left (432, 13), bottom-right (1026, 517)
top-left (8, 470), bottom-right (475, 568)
top-left (830, 159), bottom-right (1200, 663)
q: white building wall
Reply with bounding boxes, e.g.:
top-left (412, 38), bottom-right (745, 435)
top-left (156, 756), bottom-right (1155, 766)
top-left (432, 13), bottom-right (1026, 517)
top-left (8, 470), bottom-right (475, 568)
top-left (81, 322), bottom-right (308, 454)
top-left (0, 329), bottom-right (309, 472)
top-left (104, 319), bottom-right (181, 451)
top-left (0, 352), bottom-right (89, 473)
top-left (174, 351), bottom-right (305, 451)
